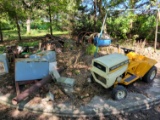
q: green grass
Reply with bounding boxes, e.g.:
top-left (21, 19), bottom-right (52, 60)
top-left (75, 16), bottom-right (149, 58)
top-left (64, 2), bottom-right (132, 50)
top-left (18, 41), bottom-right (39, 47)
top-left (3, 29), bottom-right (69, 41)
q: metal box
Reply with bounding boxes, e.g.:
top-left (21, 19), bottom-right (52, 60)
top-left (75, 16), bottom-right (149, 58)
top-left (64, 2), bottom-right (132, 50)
top-left (15, 58), bottom-right (49, 81)
top-left (0, 54), bottom-right (9, 75)
top-left (30, 51), bottom-right (56, 62)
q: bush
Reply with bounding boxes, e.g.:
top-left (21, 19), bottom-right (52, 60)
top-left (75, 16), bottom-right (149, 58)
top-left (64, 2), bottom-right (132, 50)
top-left (86, 44), bottom-right (98, 55)
top-left (18, 41), bottom-right (39, 47)
top-left (0, 46), bottom-right (5, 53)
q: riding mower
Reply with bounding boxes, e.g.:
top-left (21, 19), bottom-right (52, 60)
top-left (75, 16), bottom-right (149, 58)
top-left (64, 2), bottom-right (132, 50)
top-left (90, 48), bottom-right (157, 100)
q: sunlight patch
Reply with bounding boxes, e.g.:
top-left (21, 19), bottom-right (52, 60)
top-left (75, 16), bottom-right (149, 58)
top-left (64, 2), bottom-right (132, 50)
top-left (0, 62), bottom-right (5, 74)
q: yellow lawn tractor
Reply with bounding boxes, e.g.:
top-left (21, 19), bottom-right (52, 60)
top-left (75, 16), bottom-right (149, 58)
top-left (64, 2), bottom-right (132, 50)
top-left (90, 49), bottom-right (157, 100)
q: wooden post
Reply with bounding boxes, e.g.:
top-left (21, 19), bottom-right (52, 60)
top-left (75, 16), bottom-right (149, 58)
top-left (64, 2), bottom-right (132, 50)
top-left (154, 9), bottom-right (159, 52)
top-left (39, 41), bottom-right (42, 50)
top-left (15, 82), bottom-right (20, 95)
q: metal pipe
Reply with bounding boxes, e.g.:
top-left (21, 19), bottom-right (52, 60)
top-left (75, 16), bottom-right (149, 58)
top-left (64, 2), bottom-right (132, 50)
top-left (12, 75), bottom-right (52, 105)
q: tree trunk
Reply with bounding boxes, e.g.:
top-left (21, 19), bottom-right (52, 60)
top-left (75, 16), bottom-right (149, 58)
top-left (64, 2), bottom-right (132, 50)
top-left (154, 10), bottom-right (159, 52)
top-left (48, 4), bottom-right (53, 35)
top-left (98, 0), bottom-right (102, 17)
top-left (128, 0), bottom-right (135, 39)
top-left (98, 0), bottom-right (106, 33)
top-left (0, 21), bottom-right (3, 42)
top-left (26, 16), bottom-right (31, 34)
top-left (15, 13), bottom-right (21, 41)
top-left (56, 13), bottom-right (59, 30)
top-left (93, 0), bottom-right (97, 32)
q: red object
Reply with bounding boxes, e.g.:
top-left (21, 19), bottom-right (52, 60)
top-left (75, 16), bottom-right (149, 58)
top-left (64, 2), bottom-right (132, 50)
top-left (12, 75), bottom-right (52, 105)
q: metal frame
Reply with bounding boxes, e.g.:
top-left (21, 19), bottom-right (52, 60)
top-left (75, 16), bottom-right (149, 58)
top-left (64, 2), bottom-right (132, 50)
top-left (15, 80), bottom-right (39, 95)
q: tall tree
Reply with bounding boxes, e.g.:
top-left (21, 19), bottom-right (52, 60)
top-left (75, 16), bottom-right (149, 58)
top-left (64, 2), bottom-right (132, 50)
top-left (22, 0), bottom-right (32, 34)
top-left (47, 0), bottom-right (53, 35)
top-left (22, 0), bottom-right (43, 34)
top-left (0, 0), bottom-right (5, 42)
top-left (44, 0), bottom-right (80, 35)
top-left (0, 20), bottom-right (3, 42)
top-left (2, 0), bottom-right (26, 40)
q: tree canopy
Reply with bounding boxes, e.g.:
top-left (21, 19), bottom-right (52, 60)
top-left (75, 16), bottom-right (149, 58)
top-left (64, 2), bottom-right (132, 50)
top-left (0, 0), bottom-right (159, 42)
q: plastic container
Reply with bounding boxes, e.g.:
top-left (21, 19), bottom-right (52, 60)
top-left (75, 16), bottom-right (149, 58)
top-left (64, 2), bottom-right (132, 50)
top-left (94, 36), bottom-right (111, 47)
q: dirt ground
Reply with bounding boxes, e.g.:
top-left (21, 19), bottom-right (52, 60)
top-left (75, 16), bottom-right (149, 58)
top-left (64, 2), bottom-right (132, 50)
top-left (0, 37), bottom-right (160, 119)
top-left (0, 102), bottom-right (160, 120)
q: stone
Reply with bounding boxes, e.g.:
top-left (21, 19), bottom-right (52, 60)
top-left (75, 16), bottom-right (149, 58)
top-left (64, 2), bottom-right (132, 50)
top-left (57, 77), bottom-right (75, 87)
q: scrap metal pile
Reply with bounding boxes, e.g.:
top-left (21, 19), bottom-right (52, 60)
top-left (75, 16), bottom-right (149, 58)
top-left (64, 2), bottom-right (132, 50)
top-left (0, 35), bottom-right (74, 104)
top-left (1, 34), bottom-right (159, 107)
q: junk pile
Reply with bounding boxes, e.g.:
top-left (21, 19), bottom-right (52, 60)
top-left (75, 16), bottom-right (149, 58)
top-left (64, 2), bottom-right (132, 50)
top-left (0, 35), bottom-right (76, 105)
top-left (40, 34), bottom-right (65, 52)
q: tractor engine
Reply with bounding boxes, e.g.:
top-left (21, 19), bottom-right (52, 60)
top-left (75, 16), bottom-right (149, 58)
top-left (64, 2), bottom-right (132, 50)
top-left (91, 53), bottom-right (129, 88)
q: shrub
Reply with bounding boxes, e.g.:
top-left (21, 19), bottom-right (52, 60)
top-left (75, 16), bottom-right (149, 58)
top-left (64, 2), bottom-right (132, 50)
top-left (86, 44), bottom-right (97, 55)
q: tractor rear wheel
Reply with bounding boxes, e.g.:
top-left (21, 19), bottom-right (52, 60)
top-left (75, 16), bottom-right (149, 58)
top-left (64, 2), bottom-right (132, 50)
top-left (143, 66), bottom-right (157, 83)
top-left (112, 85), bottom-right (127, 100)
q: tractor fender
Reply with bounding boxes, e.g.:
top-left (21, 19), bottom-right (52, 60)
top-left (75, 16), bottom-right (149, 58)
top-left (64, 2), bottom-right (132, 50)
top-left (135, 57), bottom-right (157, 77)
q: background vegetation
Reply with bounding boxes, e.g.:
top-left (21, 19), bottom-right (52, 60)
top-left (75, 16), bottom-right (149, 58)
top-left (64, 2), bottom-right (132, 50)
top-left (0, 0), bottom-right (159, 43)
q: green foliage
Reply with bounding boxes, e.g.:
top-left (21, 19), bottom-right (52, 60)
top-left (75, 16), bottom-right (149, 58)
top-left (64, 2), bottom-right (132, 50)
top-left (107, 14), bottom-right (132, 39)
top-left (31, 22), bottom-right (49, 30)
top-left (0, 16), bottom-right (13, 30)
top-left (86, 44), bottom-right (97, 55)
top-left (0, 46), bottom-right (5, 53)
top-left (0, 0), bottom-right (158, 43)
top-left (132, 15), bottom-right (156, 40)
top-left (71, 13), bottom-right (101, 36)
top-left (74, 69), bottom-right (80, 75)
top-left (18, 41), bottom-right (39, 47)
top-left (3, 29), bottom-right (67, 40)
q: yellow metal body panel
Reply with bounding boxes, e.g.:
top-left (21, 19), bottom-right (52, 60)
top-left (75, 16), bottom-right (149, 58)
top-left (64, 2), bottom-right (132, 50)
top-left (116, 52), bottom-right (157, 86)
top-left (126, 52), bottom-right (157, 77)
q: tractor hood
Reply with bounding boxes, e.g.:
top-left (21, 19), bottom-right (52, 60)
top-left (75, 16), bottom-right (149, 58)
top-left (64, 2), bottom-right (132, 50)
top-left (93, 53), bottom-right (129, 71)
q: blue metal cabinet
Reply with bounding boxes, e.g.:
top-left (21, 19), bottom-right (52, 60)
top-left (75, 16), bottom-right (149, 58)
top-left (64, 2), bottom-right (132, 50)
top-left (15, 58), bottom-right (49, 81)
top-left (30, 51), bottom-right (56, 62)
top-left (0, 54), bottom-right (9, 75)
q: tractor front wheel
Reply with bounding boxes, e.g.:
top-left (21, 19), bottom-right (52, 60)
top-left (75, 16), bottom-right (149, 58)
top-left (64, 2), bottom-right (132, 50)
top-left (112, 85), bottom-right (127, 100)
top-left (143, 66), bottom-right (157, 83)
